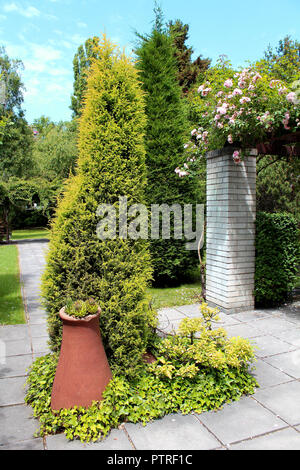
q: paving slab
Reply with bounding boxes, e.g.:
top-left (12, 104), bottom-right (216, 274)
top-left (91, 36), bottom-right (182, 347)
top-left (29, 324), bottom-right (48, 338)
top-left (254, 381), bottom-right (300, 425)
top-left (31, 337), bottom-right (50, 354)
top-left (174, 304), bottom-right (201, 317)
top-left (125, 414), bottom-right (221, 450)
top-left (275, 303), bottom-right (300, 324)
top-left (0, 325), bottom-right (29, 341)
top-left (0, 405), bottom-right (39, 446)
top-left (28, 315), bottom-right (47, 326)
top-left (253, 317), bottom-right (296, 335)
top-left (5, 338), bottom-right (32, 357)
top-left (197, 397), bottom-right (286, 445)
top-left (231, 310), bottom-right (273, 323)
top-left (249, 359), bottom-right (291, 389)
top-left (223, 323), bottom-right (262, 339)
top-left (263, 350), bottom-right (300, 379)
top-left (158, 308), bottom-right (187, 322)
top-left (0, 438), bottom-right (44, 450)
top-left (0, 354), bottom-right (32, 378)
top-left (251, 335), bottom-right (295, 358)
top-left (45, 428), bottom-right (133, 450)
top-left (272, 328), bottom-right (300, 348)
top-left (0, 376), bottom-right (27, 406)
top-left (215, 311), bottom-right (243, 326)
top-left (230, 427), bottom-right (300, 450)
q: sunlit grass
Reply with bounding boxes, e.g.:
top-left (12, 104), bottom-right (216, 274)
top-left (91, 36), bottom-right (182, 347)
top-left (0, 245), bottom-right (25, 325)
top-left (147, 281), bottom-right (202, 310)
top-left (11, 228), bottom-right (49, 240)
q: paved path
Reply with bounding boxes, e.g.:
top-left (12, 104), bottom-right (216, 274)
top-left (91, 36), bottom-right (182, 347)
top-left (0, 240), bottom-right (300, 450)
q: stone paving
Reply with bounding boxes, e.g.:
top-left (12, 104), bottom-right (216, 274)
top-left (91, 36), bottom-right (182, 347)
top-left (0, 240), bottom-right (300, 450)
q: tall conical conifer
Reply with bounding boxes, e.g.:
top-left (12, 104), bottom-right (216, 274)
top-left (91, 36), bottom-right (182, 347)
top-left (135, 8), bottom-right (199, 285)
top-left (42, 36), bottom-right (156, 378)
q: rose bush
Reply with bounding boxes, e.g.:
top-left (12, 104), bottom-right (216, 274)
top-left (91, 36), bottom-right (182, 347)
top-left (176, 57), bottom-right (300, 175)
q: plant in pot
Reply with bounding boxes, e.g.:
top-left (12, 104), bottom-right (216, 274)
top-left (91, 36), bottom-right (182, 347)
top-left (51, 298), bottom-right (112, 411)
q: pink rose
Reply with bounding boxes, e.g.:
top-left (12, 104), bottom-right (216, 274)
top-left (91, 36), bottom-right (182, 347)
top-left (286, 92), bottom-right (296, 104)
top-left (239, 96), bottom-right (251, 104)
top-left (224, 79), bottom-right (233, 88)
top-left (233, 88), bottom-right (242, 96)
top-left (238, 80), bottom-right (246, 88)
top-left (217, 106), bottom-right (227, 115)
top-left (252, 73), bottom-right (262, 82)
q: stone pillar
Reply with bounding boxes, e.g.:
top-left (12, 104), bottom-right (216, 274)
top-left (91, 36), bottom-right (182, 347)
top-left (206, 148), bottom-right (257, 313)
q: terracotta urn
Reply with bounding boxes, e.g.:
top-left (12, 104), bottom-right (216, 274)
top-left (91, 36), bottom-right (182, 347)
top-left (51, 307), bottom-right (112, 411)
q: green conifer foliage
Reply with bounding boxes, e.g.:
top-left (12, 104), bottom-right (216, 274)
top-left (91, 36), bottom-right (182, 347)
top-left (135, 12), bottom-right (199, 286)
top-left (42, 37), bottom-right (156, 378)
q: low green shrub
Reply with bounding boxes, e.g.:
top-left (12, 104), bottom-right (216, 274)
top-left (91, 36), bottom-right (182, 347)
top-left (25, 303), bottom-right (258, 443)
top-left (255, 212), bottom-right (299, 306)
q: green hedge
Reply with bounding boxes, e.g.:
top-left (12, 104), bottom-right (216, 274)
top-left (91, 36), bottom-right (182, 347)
top-left (255, 211), bottom-right (299, 306)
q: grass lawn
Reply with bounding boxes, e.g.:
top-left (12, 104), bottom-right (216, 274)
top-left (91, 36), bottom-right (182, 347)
top-left (0, 245), bottom-right (25, 325)
top-left (147, 281), bottom-right (202, 310)
top-left (11, 227), bottom-right (50, 240)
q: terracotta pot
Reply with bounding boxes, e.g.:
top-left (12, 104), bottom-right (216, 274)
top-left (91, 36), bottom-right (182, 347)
top-left (51, 307), bottom-right (112, 411)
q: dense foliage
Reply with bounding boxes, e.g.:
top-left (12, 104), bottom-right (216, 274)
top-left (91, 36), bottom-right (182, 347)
top-left (41, 37), bottom-right (156, 378)
top-left (258, 36), bottom-right (300, 83)
top-left (25, 303), bottom-right (257, 443)
top-left (255, 212), bottom-right (299, 306)
top-left (135, 10), bottom-right (200, 286)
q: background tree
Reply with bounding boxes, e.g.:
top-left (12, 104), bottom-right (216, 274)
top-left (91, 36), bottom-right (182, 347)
top-left (0, 47), bottom-right (34, 178)
top-left (42, 36), bottom-right (156, 378)
top-left (135, 7), bottom-right (200, 286)
top-left (70, 36), bottom-right (100, 118)
top-left (258, 36), bottom-right (300, 83)
top-left (32, 119), bottom-right (78, 181)
top-left (168, 19), bottom-right (211, 93)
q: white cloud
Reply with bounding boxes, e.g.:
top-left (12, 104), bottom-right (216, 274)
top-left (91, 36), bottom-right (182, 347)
top-left (48, 67), bottom-right (71, 77)
top-left (4, 3), bottom-right (40, 18)
top-left (31, 43), bottom-right (62, 62)
top-left (77, 22), bottom-right (87, 28)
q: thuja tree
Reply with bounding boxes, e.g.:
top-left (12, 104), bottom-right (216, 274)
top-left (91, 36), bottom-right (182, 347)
top-left (135, 9), bottom-right (199, 286)
top-left (42, 36), bottom-right (156, 378)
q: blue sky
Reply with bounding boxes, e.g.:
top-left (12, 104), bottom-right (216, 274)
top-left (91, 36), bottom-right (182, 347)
top-left (0, 0), bottom-right (299, 124)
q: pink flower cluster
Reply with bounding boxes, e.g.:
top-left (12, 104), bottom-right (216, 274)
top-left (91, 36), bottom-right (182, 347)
top-left (176, 67), bottom-right (300, 176)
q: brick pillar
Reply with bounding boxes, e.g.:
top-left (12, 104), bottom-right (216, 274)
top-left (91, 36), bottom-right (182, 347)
top-left (206, 148), bottom-right (257, 313)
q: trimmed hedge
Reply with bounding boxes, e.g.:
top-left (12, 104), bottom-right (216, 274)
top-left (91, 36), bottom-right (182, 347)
top-left (255, 211), bottom-right (299, 306)
top-left (41, 37), bottom-right (156, 378)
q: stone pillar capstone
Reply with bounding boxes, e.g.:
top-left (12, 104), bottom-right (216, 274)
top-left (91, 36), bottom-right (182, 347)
top-left (206, 148), bottom-right (257, 313)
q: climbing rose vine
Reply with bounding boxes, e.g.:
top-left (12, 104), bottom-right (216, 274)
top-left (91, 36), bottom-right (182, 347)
top-left (176, 58), bottom-right (300, 176)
